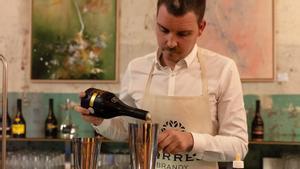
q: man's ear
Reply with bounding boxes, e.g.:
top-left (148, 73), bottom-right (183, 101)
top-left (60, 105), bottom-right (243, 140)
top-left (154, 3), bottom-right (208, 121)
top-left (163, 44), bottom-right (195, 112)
top-left (198, 20), bottom-right (206, 35)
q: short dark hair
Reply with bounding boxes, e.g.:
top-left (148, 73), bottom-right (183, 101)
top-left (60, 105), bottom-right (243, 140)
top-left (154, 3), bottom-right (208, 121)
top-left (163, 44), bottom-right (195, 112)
top-left (157, 0), bottom-right (206, 22)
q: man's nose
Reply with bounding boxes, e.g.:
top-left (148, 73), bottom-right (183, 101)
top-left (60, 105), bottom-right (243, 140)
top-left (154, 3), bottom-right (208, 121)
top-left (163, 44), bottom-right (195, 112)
top-left (166, 34), bottom-right (177, 48)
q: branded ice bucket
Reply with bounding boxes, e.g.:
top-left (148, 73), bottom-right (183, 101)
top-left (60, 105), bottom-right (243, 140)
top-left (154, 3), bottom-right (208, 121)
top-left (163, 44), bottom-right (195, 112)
top-left (72, 137), bottom-right (101, 169)
top-left (129, 123), bottom-right (159, 169)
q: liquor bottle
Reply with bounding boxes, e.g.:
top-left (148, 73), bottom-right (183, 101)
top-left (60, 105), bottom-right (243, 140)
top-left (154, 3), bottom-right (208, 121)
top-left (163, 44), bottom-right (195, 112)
top-left (12, 99), bottom-right (26, 138)
top-left (251, 100), bottom-right (264, 141)
top-left (80, 88), bottom-right (151, 121)
top-left (0, 103), bottom-right (12, 137)
top-left (59, 98), bottom-right (76, 139)
top-left (45, 98), bottom-right (58, 138)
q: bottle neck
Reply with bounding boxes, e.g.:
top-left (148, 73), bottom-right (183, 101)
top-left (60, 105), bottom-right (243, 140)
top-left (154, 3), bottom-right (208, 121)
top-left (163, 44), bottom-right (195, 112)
top-left (255, 110), bottom-right (261, 116)
top-left (17, 99), bottom-right (23, 116)
top-left (48, 109), bottom-right (54, 118)
top-left (49, 99), bottom-right (54, 116)
top-left (63, 108), bottom-right (71, 124)
top-left (63, 99), bottom-right (72, 124)
top-left (120, 102), bottom-right (150, 120)
top-left (2, 109), bottom-right (11, 119)
top-left (255, 101), bottom-right (261, 115)
top-left (6, 110), bottom-right (10, 115)
top-left (48, 104), bottom-right (54, 116)
top-left (16, 109), bottom-right (23, 117)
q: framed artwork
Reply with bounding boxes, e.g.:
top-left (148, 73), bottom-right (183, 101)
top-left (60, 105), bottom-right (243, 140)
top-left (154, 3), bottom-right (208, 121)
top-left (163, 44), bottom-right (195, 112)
top-left (198, 0), bottom-right (275, 82)
top-left (31, 0), bottom-right (119, 83)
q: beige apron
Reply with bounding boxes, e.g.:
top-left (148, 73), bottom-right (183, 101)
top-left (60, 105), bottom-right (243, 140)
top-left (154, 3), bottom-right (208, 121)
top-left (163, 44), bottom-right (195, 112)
top-left (142, 48), bottom-right (218, 169)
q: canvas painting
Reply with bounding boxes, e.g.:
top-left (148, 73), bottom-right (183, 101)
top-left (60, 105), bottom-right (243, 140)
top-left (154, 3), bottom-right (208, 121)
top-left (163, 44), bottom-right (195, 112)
top-left (198, 0), bottom-right (274, 81)
top-left (31, 0), bottom-right (118, 82)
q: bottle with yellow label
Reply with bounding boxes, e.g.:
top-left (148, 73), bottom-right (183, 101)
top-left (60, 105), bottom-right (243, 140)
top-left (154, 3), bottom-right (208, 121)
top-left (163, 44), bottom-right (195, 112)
top-left (12, 99), bottom-right (26, 138)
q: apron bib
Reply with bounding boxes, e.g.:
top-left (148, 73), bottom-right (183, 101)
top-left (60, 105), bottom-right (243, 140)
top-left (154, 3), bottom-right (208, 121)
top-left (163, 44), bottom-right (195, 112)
top-left (142, 48), bottom-right (217, 169)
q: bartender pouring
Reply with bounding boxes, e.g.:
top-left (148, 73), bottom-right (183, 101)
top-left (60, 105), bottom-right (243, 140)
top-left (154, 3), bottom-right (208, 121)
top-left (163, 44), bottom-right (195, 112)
top-left (75, 0), bottom-right (248, 168)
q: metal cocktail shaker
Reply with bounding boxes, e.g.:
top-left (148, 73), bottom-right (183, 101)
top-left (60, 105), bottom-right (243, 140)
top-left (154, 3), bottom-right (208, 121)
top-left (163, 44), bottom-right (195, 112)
top-left (129, 123), bottom-right (159, 169)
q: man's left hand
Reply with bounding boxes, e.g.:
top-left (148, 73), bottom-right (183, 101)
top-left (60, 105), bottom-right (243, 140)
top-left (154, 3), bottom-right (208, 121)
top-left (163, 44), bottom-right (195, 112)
top-left (158, 129), bottom-right (194, 154)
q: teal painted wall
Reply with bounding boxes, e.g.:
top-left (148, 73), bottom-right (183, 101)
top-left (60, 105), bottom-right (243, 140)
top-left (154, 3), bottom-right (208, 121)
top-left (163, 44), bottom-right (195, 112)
top-left (4, 93), bottom-right (300, 140)
top-left (3, 93), bottom-right (300, 169)
top-left (245, 95), bottom-right (300, 142)
top-left (5, 92), bottom-right (94, 138)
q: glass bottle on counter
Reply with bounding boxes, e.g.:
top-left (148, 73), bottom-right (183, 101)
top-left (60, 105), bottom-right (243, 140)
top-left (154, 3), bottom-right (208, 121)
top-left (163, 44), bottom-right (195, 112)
top-left (0, 101), bottom-right (12, 137)
top-left (12, 99), bottom-right (26, 138)
top-left (45, 98), bottom-right (58, 138)
top-left (81, 88), bottom-right (151, 121)
top-left (251, 100), bottom-right (264, 141)
top-left (233, 153), bottom-right (244, 169)
top-left (59, 98), bottom-right (76, 139)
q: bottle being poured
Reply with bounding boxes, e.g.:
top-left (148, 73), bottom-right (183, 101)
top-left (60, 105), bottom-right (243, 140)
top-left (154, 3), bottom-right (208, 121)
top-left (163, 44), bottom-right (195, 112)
top-left (80, 88), bottom-right (152, 122)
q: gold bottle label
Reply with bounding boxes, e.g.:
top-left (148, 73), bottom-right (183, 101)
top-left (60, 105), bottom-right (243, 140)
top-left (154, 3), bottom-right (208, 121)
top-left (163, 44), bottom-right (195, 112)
top-left (47, 123), bottom-right (57, 130)
top-left (89, 92), bottom-right (98, 107)
top-left (12, 124), bottom-right (25, 134)
top-left (15, 117), bottom-right (21, 123)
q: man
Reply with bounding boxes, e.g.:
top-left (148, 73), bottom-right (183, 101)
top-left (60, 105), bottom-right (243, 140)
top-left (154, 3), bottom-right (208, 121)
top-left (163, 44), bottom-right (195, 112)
top-left (76, 0), bottom-right (248, 168)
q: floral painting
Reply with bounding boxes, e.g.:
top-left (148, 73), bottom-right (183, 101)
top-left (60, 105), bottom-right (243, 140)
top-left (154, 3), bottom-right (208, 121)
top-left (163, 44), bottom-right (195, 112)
top-left (31, 0), bottom-right (118, 82)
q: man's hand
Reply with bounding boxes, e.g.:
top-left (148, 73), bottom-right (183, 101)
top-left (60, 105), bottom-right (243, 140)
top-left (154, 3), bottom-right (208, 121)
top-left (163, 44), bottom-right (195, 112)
top-left (74, 91), bottom-right (104, 126)
top-left (158, 129), bottom-right (194, 154)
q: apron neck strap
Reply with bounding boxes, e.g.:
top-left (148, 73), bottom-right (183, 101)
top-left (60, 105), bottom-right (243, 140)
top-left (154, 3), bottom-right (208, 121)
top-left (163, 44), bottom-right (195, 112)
top-left (197, 49), bottom-right (208, 96)
top-left (144, 51), bottom-right (159, 96)
top-left (144, 48), bottom-right (208, 96)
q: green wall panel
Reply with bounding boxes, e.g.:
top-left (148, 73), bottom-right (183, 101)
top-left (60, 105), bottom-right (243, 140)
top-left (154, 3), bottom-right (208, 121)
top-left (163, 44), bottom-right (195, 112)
top-left (6, 92), bottom-right (94, 138)
top-left (245, 95), bottom-right (300, 142)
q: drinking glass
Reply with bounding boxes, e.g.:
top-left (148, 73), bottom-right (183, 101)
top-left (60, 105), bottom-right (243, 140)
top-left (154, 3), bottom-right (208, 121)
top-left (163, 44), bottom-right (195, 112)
top-left (72, 137), bottom-right (102, 169)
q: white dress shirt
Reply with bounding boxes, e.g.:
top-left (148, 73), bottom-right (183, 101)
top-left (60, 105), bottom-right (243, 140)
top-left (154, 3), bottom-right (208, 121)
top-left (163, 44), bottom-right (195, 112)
top-left (94, 44), bottom-right (248, 161)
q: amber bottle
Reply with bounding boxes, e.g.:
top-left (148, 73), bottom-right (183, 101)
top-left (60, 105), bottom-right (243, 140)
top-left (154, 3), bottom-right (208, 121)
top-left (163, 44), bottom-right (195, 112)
top-left (251, 100), bottom-right (264, 141)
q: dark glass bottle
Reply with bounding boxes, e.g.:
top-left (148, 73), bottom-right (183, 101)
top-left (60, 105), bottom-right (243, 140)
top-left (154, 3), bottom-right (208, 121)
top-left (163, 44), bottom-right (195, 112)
top-left (12, 99), bottom-right (26, 138)
top-left (0, 103), bottom-right (12, 137)
top-left (81, 88), bottom-right (151, 121)
top-left (45, 98), bottom-right (58, 138)
top-left (251, 100), bottom-right (264, 141)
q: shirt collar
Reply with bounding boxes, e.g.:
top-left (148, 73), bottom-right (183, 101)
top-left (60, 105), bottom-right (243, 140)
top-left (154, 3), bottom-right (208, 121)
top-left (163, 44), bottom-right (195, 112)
top-left (155, 44), bottom-right (198, 69)
top-left (184, 44), bottom-right (198, 67)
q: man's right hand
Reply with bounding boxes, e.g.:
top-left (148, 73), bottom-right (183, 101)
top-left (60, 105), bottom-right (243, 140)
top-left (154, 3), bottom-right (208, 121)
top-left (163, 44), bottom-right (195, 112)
top-left (74, 91), bottom-right (104, 126)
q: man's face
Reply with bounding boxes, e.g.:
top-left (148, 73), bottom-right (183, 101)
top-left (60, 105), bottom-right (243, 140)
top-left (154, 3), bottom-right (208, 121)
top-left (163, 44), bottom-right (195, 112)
top-left (156, 5), bottom-right (205, 63)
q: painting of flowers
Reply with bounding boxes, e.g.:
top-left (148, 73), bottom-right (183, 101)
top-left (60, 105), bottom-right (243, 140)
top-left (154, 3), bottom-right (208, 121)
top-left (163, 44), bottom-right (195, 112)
top-left (31, 0), bottom-right (118, 82)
